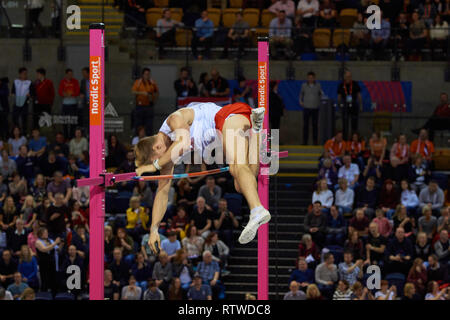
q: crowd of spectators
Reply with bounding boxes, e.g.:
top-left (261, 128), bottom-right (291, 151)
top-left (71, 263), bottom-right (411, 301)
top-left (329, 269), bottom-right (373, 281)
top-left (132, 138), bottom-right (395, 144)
top-left (285, 124), bottom-right (450, 300)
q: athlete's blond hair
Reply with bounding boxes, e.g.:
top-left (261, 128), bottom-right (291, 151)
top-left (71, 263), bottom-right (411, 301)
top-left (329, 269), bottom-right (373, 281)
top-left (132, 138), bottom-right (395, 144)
top-left (134, 135), bottom-right (158, 167)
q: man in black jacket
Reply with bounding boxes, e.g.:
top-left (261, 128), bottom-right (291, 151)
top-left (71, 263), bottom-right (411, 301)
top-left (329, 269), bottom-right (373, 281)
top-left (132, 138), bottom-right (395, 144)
top-left (304, 201), bottom-right (327, 247)
top-left (173, 67), bottom-right (198, 106)
top-left (7, 219), bottom-right (28, 257)
top-left (386, 227), bottom-right (413, 275)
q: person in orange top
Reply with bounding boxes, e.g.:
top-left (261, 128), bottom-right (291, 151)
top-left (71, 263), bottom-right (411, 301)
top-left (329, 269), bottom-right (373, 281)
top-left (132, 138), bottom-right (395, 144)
top-left (410, 129), bottom-right (435, 162)
top-left (369, 132), bottom-right (387, 162)
top-left (58, 68), bottom-right (80, 138)
top-left (390, 134), bottom-right (410, 182)
top-left (324, 131), bottom-right (345, 165)
top-left (346, 132), bottom-right (366, 169)
top-left (132, 68), bottom-right (159, 136)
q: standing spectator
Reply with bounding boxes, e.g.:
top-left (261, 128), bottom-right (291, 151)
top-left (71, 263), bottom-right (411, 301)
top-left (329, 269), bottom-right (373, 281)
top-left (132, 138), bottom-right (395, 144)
top-left (269, 0), bottom-right (296, 19)
top-left (7, 219), bottom-right (28, 256)
top-left (27, 0), bottom-right (44, 35)
top-left (315, 252), bottom-right (338, 299)
top-left (156, 9), bottom-right (183, 59)
top-left (338, 250), bottom-right (363, 286)
top-left (335, 178), bottom-right (354, 215)
top-left (222, 12), bottom-right (250, 59)
top-left (58, 69), bottom-right (80, 138)
top-left (407, 12), bottom-right (428, 58)
top-left (338, 154), bottom-right (360, 190)
top-left (0, 77), bottom-right (10, 140)
top-left (187, 274), bottom-right (212, 300)
top-left (390, 134), bottom-right (410, 182)
top-left (69, 128), bottom-right (88, 158)
top-left (174, 67), bottom-right (198, 103)
top-left (35, 227), bottom-right (60, 294)
top-left (296, 0), bottom-right (320, 27)
top-left (213, 198), bottom-right (239, 249)
top-left (205, 69), bottom-right (230, 98)
top-left (419, 180), bottom-right (445, 215)
top-left (364, 222), bottom-right (387, 267)
top-left (370, 12), bottom-right (391, 60)
top-left (78, 67), bottom-right (89, 129)
top-left (190, 197), bottom-right (213, 238)
top-left (386, 227), bottom-right (413, 275)
top-left (434, 229), bottom-right (449, 264)
top-left (131, 68), bottom-right (159, 136)
top-left (45, 193), bottom-right (70, 239)
top-left (337, 70), bottom-right (362, 140)
top-left (284, 281), bottom-right (307, 300)
top-left (303, 201), bottom-right (327, 247)
top-left (300, 71), bottom-right (322, 145)
top-left (33, 68), bottom-right (55, 129)
top-left (318, 0), bottom-right (336, 27)
top-left (8, 126), bottom-right (27, 157)
top-left (269, 81), bottom-right (284, 130)
top-left (11, 68), bottom-right (33, 134)
top-left (269, 10), bottom-right (294, 59)
top-left (191, 11), bottom-right (214, 60)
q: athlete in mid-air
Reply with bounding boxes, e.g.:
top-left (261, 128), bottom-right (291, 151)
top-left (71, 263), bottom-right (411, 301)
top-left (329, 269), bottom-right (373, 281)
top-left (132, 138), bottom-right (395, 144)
top-left (134, 102), bottom-right (268, 253)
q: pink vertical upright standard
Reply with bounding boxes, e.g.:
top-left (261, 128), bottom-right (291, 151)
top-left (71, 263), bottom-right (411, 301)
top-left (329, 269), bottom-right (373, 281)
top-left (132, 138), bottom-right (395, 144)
top-left (257, 38), bottom-right (269, 300)
top-left (89, 23), bottom-right (105, 300)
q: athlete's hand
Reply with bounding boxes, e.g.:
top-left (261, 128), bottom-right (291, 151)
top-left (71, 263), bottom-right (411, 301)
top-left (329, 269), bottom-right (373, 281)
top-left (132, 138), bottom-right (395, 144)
top-left (148, 230), bottom-right (161, 255)
top-left (136, 164), bottom-right (156, 177)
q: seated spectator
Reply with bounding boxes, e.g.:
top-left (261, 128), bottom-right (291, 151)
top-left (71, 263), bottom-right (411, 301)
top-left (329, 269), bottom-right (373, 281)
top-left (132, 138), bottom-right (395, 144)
top-left (425, 280), bottom-right (449, 300)
top-left (375, 280), bottom-right (397, 300)
top-left (355, 176), bottom-right (379, 219)
top-left (140, 230), bottom-right (166, 265)
top-left (372, 209), bottom-right (392, 238)
top-left (379, 179), bottom-right (400, 220)
top-left (0, 150), bottom-right (17, 178)
top-left (324, 132), bottom-right (345, 166)
top-left (121, 275), bottom-right (142, 300)
top-left (318, 0), bottom-right (336, 28)
top-left (60, 244), bottom-right (85, 291)
top-left (414, 232), bottom-right (432, 262)
top-left (269, 10), bottom-right (294, 60)
top-left (426, 254), bottom-right (449, 283)
top-left (104, 269), bottom-right (119, 300)
top-left (204, 232), bottom-right (229, 271)
top-left (190, 197), bottom-right (213, 238)
top-left (69, 128), bottom-right (88, 158)
top-left (7, 126), bottom-right (27, 157)
top-left (130, 252), bottom-right (151, 292)
top-left (156, 9), bottom-right (183, 59)
top-left (175, 179), bottom-right (196, 210)
top-left (325, 205), bottom-right (346, 246)
top-left (152, 251), bottom-right (173, 296)
top-left (303, 201), bottom-right (327, 247)
top-left (132, 180), bottom-right (153, 210)
top-left (232, 76), bottom-right (254, 106)
top-left (296, 0), bottom-right (319, 27)
top-left (71, 225), bottom-right (89, 259)
top-left (143, 279), bottom-right (165, 300)
top-left (346, 132), bottom-right (365, 170)
top-left (182, 225), bottom-right (205, 263)
top-left (0, 249), bottom-right (18, 288)
top-left (317, 159), bottom-right (338, 190)
top-left (437, 206), bottom-right (449, 233)
top-left (289, 257), bottom-right (315, 291)
top-left (167, 278), bottom-right (183, 300)
top-left (402, 282), bottom-right (422, 301)
top-left (28, 128), bottom-right (47, 160)
top-left (409, 154), bottom-right (431, 192)
top-left (305, 283), bottom-right (324, 300)
top-left (419, 181), bottom-right (445, 216)
top-left (393, 204), bottom-right (415, 237)
top-left (169, 206), bottom-right (189, 240)
top-left (196, 250), bottom-right (221, 299)
top-left (407, 12), bottom-right (428, 58)
top-left (0, 174), bottom-right (7, 206)
top-left (17, 245), bottom-right (38, 290)
top-left (114, 228), bottom-right (135, 267)
top-left (7, 272), bottom-right (28, 299)
top-left (48, 132), bottom-right (69, 158)
top-left (335, 178), bottom-right (354, 216)
top-left (205, 69), bottom-right (230, 98)
top-left (222, 12), bottom-right (250, 59)
top-left (314, 252), bottom-right (338, 299)
top-left (197, 72), bottom-right (210, 97)
top-left (70, 201), bottom-right (88, 231)
top-left (386, 227), bottom-right (413, 275)
top-left (352, 13), bottom-right (370, 60)
top-left (115, 150), bottom-right (136, 174)
top-left (362, 155), bottom-right (382, 185)
top-left (21, 195), bottom-right (38, 229)
top-left (269, 0), bottom-right (296, 19)
top-left (187, 273), bottom-right (211, 300)
top-left (298, 233), bottom-right (321, 268)
top-left (284, 280), bottom-right (306, 300)
top-left (390, 134), bottom-right (410, 182)
top-left (106, 134), bottom-right (127, 169)
top-left (333, 280), bottom-right (353, 301)
top-left (47, 171), bottom-right (72, 205)
top-left (108, 248), bottom-right (130, 289)
top-left (344, 231), bottom-right (365, 260)
top-left (369, 132), bottom-right (387, 164)
top-left (338, 250), bottom-right (363, 287)
top-left (407, 258), bottom-right (428, 297)
top-left (364, 222), bottom-right (387, 267)
top-left (161, 231), bottom-right (181, 260)
top-left (174, 68), bottom-right (198, 101)
top-left (350, 281), bottom-right (373, 300)
top-left (415, 92), bottom-right (450, 141)
top-left (400, 179), bottom-right (419, 218)
top-left (338, 154), bottom-right (360, 190)
top-left (370, 12), bottom-right (391, 60)
top-left (15, 145), bottom-right (36, 182)
top-left (410, 129), bottom-right (434, 163)
top-left (191, 11), bottom-right (214, 60)
top-left (434, 229), bottom-right (449, 265)
top-left (171, 249), bottom-right (194, 291)
top-left (348, 209), bottom-right (369, 238)
top-left (213, 199), bottom-right (238, 249)
top-left (418, 205), bottom-right (438, 240)
top-left (431, 15), bottom-right (449, 60)
top-left (131, 126), bottom-right (146, 147)
top-left (292, 16), bottom-right (314, 56)
top-left (7, 219), bottom-right (28, 256)
top-left (9, 172), bottom-right (27, 204)
top-left (312, 179), bottom-right (333, 211)
top-left (126, 196), bottom-right (149, 242)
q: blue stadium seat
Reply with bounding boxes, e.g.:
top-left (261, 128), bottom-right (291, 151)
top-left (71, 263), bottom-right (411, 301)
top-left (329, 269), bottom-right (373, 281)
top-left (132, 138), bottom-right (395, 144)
top-left (35, 292), bottom-right (53, 300)
top-left (324, 245), bottom-right (344, 264)
top-left (55, 292), bottom-right (75, 300)
top-left (300, 53), bottom-right (317, 61)
top-left (385, 273), bottom-right (406, 297)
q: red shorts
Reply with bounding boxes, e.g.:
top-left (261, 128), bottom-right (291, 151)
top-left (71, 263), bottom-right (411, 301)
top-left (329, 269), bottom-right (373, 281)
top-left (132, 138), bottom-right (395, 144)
top-left (214, 102), bottom-right (252, 132)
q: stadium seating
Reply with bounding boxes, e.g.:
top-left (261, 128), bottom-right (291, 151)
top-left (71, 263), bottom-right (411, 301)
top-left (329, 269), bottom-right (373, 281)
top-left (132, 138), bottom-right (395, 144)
top-left (154, 0), bottom-right (169, 8)
top-left (313, 29), bottom-right (332, 48)
top-left (170, 8), bottom-right (183, 23)
top-left (260, 9), bottom-right (276, 27)
top-left (338, 9), bottom-right (358, 28)
top-left (55, 292), bottom-right (76, 300)
top-left (333, 29), bottom-right (351, 48)
top-left (35, 292), bottom-right (53, 300)
top-left (243, 8), bottom-right (260, 28)
top-left (176, 28), bottom-right (192, 46)
top-left (207, 8), bottom-right (222, 27)
top-left (146, 8), bottom-right (164, 28)
top-left (229, 0), bottom-right (243, 8)
top-left (222, 9), bottom-right (241, 28)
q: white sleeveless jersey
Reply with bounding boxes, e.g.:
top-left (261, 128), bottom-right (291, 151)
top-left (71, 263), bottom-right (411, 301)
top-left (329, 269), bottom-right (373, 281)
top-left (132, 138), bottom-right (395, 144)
top-left (159, 102), bottom-right (222, 153)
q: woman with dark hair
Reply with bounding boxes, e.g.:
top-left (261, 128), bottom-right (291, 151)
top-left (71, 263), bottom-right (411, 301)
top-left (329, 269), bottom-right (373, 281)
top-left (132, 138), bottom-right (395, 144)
top-left (344, 231), bottom-right (365, 260)
top-left (131, 252), bottom-right (152, 291)
top-left (198, 72), bottom-right (210, 97)
top-left (204, 232), bottom-right (230, 271)
top-left (389, 134), bottom-right (410, 182)
top-left (168, 277), bottom-right (183, 300)
top-left (36, 197), bottom-right (51, 226)
top-left (7, 126), bottom-right (27, 157)
top-left (35, 227), bottom-right (60, 293)
top-left (105, 134), bottom-right (127, 169)
top-left (407, 257), bottom-right (427, 297)
top-left (269, 80), bottom-right (284, 130)
top-left (174, 179), bottom-right (196, 212)
top-left (378, 179), bottom-right (400, 220)
top-left (392, 204), bottom-right (415, 237)
top-left (114, 227), bottom-right (135, 267)
top-left (0, 196), bottom-right (18, 232)
top-left (181, 225), bottom-right (204, 264)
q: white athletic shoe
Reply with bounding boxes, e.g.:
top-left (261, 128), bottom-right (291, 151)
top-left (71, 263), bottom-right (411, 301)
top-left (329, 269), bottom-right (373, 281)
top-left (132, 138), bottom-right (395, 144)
top-left (251, 107), bottom-right (265, 133)
top-left (238, 207), bottom-right (271, 244)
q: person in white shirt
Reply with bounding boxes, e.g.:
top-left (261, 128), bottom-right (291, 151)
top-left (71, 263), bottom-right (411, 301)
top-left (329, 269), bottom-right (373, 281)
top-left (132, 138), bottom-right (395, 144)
top-left (268, 0), bottom-right (296, 19)
top-left (375, 280), bottom-right (397, 300)
top-left (338, 155), bottom-right (360, 189)
top-left (335, 178), bottom-right (354, 215)
top-left (430, 14), bottom-right (449, 60)
top-left (400, 179), bottom-right (419, 218)
top-left (11, 68), bottom-right (32, 134)
top-left (296, 0), bottom-right (320, 27)
top-left (268, 10), bottom-right (294, 59)
top-left (312, 178), bottom-right (334, 211)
